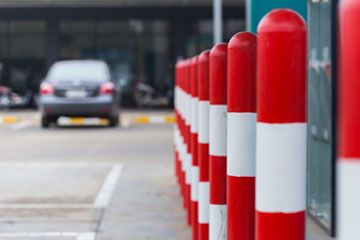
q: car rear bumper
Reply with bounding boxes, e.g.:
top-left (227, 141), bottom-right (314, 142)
top-left (40, 95), bottom-right (118, 117)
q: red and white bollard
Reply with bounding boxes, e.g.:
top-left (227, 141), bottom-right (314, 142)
top-left (198, 50), bottom-right (210, 240)
top-left (190, 56), bottom-right (199, 239)
top-left (338, 1), bottom-right (360, 239)
top-left (174, 61), bottom-right (179, 180)
top-left (227, 32), bottom-right (257, 240)
top-left (178, 61), bottom-right (187, 209)
top-left (175, 61), bottom-right (184, 192)
top-left (185, 60), bottom-right (193, 226)
top-left (209, 43), bottom-right (228, 240)
top-left (175, 60), bottom-right (186, 208)
top-left (256, 9), bottom-right (307, 240)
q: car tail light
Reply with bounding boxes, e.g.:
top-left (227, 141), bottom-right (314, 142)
top-left (99, 82), bottom-right (115, 95)
top-left (40, 82), bottom-right (54, 95)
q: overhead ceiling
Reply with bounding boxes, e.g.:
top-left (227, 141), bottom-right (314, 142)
top-left (0, 0), bottom-right (244, 7)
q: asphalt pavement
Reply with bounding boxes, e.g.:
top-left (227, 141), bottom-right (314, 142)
top-left (0, 110), bottom-right (332, 240)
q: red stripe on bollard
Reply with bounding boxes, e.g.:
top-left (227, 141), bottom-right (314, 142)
top-left (198, 50), bottom-right (210, 240)
top-left (209, 43), bottom-right (228, 240)
top-left (338, 1), bottom-right (360, 239)
top-left (256, 9), bottom-right (307, 240)
top-left (190, 56), bottom-right (199, 240)
top-left (256, 212), bottom-right (306, 239)
top-left (227, 32), bottom-right (257, 240)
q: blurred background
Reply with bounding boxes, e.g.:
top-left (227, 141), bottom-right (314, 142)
top-left (0, 0), bottom-right (243, 109)
top-left (0, 0), bottom-right (337, 239)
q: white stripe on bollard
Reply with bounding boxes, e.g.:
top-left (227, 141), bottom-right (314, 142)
top-left (256, 123), bottom-right (307, 212)
top-left (338, 161), bottom-right (360, 239)
top-left (227, 112), bottom-right (256, 177)
top-left (198, 101), bottom-right (210, 144)
top-left (191, 166), bottom-right (200, 201)
top-left (198, 182), bottom-right (210, 223)
top-left (209, 105), bottom-right (227, 157)
top-left (209, 204), bottom-right (227, 239)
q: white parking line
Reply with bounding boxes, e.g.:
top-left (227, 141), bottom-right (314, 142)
top-left (77, 232), bottom-right (96, 240)
top-left (11, 120), bottom-right (33, 131)
top-left (0, 232), bottom-right (96, 240)
top-left (0, 162), bottom-right (114, 168)
top-left (0, 203), bottom-right (94, 209)
top-left (121, 118), bottom-right (131, 128)
top-left (94, 164), bottom-right (123, 208)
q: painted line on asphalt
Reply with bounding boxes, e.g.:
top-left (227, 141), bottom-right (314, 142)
top-left (121, 118), bottom-right (130, 128)
top-left (94, 163), bottom-right (123, 208)
top-left (0, 162), bottom-right (114, 168)
top-left (58, 117), bottom-right (109, 126)
top-left (0, 116), bottom-right (19, 124)
top-left (0, 203), bottom-right (94, 209)
top-left (134, 115), bottom-right (175, 124)
top-left (0, 232), bottom-right (96, 240)
top-left (11, 120), bottom-right (32, 131)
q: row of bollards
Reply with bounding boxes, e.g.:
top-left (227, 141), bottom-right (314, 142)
top-left (174, 8), bottom-right (307, 240)
top-left (175, 1), bottom-right (360, 239)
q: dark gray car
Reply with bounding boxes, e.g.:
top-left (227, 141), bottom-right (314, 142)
top-left (39, 60), bottom-right (120, 128)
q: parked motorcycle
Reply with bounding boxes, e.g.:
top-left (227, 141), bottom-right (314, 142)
top-left (133, 82), bottom-right (171, 108)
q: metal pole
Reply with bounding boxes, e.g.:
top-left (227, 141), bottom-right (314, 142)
top-left (213, 0), bottom-right (223, 44)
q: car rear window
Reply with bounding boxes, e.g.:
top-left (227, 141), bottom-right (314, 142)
top-left (47, 61), bottom-right (110, 82)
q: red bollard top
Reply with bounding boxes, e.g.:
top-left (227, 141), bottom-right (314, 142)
top-left (191, 56), bottom-right (198, 98)
top-left (228, 32), bottom-right (257, 113)
top-left (257, 9), bottom-right (307, 123)
top-left (181, 60), bottom-right (186, 92)
top-left (198, 50), bottom-right (210, 101)
top-left (176, 60), bottom-right (183, 89)
top-left (339, 0), bottom-right (360, 158)
top-left (175, 60), bottom-right (182, 112)
top-left (178, 61), bottom-right (183, 91)
top-left (210, 43), bottom-right (228, 105)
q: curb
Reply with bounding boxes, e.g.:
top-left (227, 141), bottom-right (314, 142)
top-left (58, 117), bottom-right (109, 126)
top-left (133, 115), bottom-right (175, 124)
top-left (0, 116), bottom-right (19, 124)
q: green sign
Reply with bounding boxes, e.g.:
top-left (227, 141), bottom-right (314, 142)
top-left (248, 0), bottom-right (307, 33)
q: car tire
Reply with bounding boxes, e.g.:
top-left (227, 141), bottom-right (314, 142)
top-left (41, 116), bottom-right (50, 128)
top-left (108, 115), bottom-right (119, 127)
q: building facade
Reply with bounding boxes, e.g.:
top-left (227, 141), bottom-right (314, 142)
top-left (0, 0), bottom-right (244, 101)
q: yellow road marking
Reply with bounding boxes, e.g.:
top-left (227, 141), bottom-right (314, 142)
top-left (69, 117), bottom-right (85, 125)
top-left (134, 115), bottom-right (175, 124)
top-left (134, 116), bottom-right (150, 124)
top-left (165, 115), bottom-right (175, 124)
top-left (1, 116), bottom-right (19, 124)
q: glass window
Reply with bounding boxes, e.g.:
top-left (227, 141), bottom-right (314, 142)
top-left (47, 60), bottom-right (110, 82)
top-left (0, 21), bottom-right (46, 95)
top-left (60, 21), bottom-right (96, 59)
top-left (186, 19), bottom-right (245, 57)
top-left (307, 0), bottom-right (334, 233)
top-left (9, 21), bottom-right (46, 59)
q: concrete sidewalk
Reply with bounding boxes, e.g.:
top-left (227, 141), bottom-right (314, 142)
top-left (308, 219), bottom-right (334, 240)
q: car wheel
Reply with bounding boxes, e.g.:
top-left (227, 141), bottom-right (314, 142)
top-left (108, 115), bottom-right (119, 127)
top-left (41, 116), bottom-right (50, 128)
